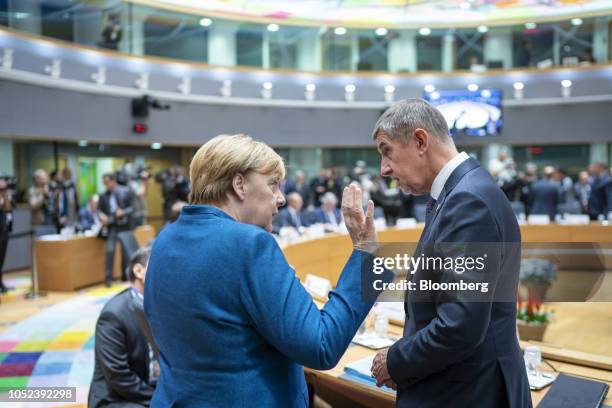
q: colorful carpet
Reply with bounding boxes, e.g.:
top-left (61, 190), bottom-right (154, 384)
top-left (0, 284), bottom-right (125, 407)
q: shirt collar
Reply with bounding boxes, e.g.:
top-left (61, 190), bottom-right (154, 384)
top-left (430, 151), bottom-right (470, 200)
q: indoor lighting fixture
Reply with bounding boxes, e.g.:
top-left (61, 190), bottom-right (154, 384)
top-left (305, 83), bottom-right (316, 101)
top-left (77, 140), bottom-right (88, 147)
top-left (261, 81), bottom-right (273, 99)
top-left (467, 83), bottom-right (479, 92)
top-left (384, 85), bottom-right (395, 103)
top-left (513, 82), bottom-right (524, 99)
top-left (571, 18), bottom-right (583, 26)
top-left (481, 89), bottom-right (491, 98)
top-left (220, 79), bottom-right (232, 97)
top-left (561, 79), bottom-right (572, 97)
top-left (344, 84), bottom-right (355, 102)
top-left (151, 142), bottom-right (162, 150)
top-left (267, 24), bottom-right (279, 32)
top-left (419, 27), bottom-right (431, 36)
top-left (199, 18), bottom-right (212, 27)
top-left (334, 27), bottom-right (347, 36)
top-left (525, 22), bottom-right (537, 30)
top-left (477, 25), bottom-right (488, 33)
top-left (424, 84), bottom-right (436, 93)
top-left (375, 28), bottom-right (388, 36)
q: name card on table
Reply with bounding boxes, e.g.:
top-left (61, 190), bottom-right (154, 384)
top-left (563, 214), bottom-right (590, 225)
top-left (304, 274), bottom-right (332, 300)
top-left (372, 302), bottom-right (405, 325)
top-left (396, 218), bottom-right (417, 228)
top-left (528, 215), bottom-right (551, 225)
top-left (374, 218), bottom-right (388, 230)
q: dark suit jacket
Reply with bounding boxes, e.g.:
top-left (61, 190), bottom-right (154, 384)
top-left (99, 186), bottom-right (134, 227)
top-left (588, 173), bottom-right (612, 219)
top-left (388, 158), bottom-right (532, 408)
top-left (313, 207), bottom-right (342, 225)
top-left (89, 289), bottom-right (154, 408)
top-left (530, 179), bottom-right (562, 220)
top-left (276, 207), bottom-right (311, 229)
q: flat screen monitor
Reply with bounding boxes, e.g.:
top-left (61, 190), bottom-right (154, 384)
top-left (423, 89), bottom-right (503, 137)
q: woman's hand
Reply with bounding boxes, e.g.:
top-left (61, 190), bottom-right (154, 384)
top-left (341, 184), bottom-right (377, 253)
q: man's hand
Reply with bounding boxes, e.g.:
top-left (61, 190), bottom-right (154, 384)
top-left (371, 348), bottom-right (397, 390)
top-left (341, 184), bottom-right (377, 253)
top-left (116, 208), bottom-right (125, 218)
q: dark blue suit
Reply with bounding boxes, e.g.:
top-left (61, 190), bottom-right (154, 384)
top-left (388, 158), bottom-right (532, 408)
top-left (530, 179), bottom-right (562, 220)
top-left (276, 207), bottom-right (310, 228)
top-left (314, 207), bottom-right (342, 225)
top-left (144, 205), bottom-right (373, 407)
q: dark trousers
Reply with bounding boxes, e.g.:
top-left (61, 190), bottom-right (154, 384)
top-left (104, 225), bottom-right (130, 284)
top-left (0, 226), bottom-right (8, 286)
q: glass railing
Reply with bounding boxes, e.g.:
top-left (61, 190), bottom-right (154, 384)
top-left (0, 1), bottom-right (609, 73)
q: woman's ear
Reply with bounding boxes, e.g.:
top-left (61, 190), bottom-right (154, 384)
top-left (232, 173), bottom-right (247, 201)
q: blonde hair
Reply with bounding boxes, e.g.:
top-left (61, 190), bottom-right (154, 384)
top-left (189, 134), bottom-right (285, 205)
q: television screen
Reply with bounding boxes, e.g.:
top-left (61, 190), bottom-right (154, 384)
top-left (423, 89), bottom-right (502, 137)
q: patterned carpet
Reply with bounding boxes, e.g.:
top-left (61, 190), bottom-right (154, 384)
top-left (0, 282), bottom-right (125, 407)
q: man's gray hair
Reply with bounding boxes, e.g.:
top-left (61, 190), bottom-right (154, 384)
top-left (372, 98), bottom-right (452, 144)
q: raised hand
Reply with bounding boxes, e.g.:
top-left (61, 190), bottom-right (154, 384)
top-left (341, 184), bottom-right (377, 253)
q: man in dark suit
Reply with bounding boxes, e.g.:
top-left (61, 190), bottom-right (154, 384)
top-left (588, 163), bottom-right (612, 220)
top-left (99, 173), bottom-right (134, 286)
top-left (89, 246), bottom-right (157, 408)
top-left (370, 99), bottom-right (531, 408)
top-left (529, 166), bottom-right (563, 221)
top-left (275, 192), bottom-right (310, 230)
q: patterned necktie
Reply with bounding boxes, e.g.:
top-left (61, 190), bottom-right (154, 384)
top-left (426, 197), bottom-right (437, 215)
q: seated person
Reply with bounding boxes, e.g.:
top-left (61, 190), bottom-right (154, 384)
top-left (275, 192), bottom-right (311, 230)
top-left (89, 246), bottom-right (158, 408)
top-left (78, 194), bottom-right (101, 231)
top-left (314, 192), bottom-right (342, 226)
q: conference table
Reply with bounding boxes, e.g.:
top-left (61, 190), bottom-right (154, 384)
top-left (35, 225), bottom-right (156, 291)
top-left (280, 223), bottom-right (612, 407)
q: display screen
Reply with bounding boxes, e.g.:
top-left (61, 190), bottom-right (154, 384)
top-left (423, 89), bottom-right (503, 137)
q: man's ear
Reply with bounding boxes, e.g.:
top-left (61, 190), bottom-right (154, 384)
top-left (133, 263), bottom-right (145, 281)
top-left (232, 173), bottom-right (247, 201)
top-left (413, 128), bottom-right (429, 155)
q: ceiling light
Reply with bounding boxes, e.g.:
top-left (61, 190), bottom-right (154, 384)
top-left (561, 79), bottom-right (572, 88)
top-left (571, 18), bottom-right (583, 26)
top-left (151, 142), bottom-right (162, 150)
top-left (419, 27), bottom-right (431, 36)
top-left (375, 28), bottom-right (388, 36)
top-left (305, 83), bottom-right (316, 92)
top-left (430, 91), bottom-right (440, 100)
top-left (513, 82), bottom-right (524, 90)
top-left (77, 140), bottom-right (88, 147)
top-left (263, 82), bottom-right (273, 90)
top-left (267, 24), bottom-right (279, 32)
top-left (467, 83), bottom-right (479, 92)
top-left (481, 89), bottom-right (491, 98)
top-left (334, 27), bottom-right (347, 36)
top-left (345, 84), bottom-right (356, 93)
top-left (384, 85), bottom-right (395, 93)
top-left (199, 18), bottom-right (212, 27)
top-left (525, 22), bottom-right (537, 30)
top-left (477, 25), bottom-right (488, 33)
top-left (424, 84), bottom-right (436, 93)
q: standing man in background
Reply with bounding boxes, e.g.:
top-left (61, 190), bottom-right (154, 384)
top-left (369, 99), bottom-right (531, 408)
top-left (99, 173), bottom-right (134, 287)
top-left (27, 169), bottom-right (51, 227)
top-left (0, 176), bottom-right (14, 293)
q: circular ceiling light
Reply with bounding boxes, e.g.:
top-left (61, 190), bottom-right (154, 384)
top-left (375, 28), bottom-right (388, 36)
top-left (199, 18), bottom-right (212, 27)
top-left (419, 27), bottom-right (431, 36)
top-left (267, 23), bottom-right (279, 32)
top-left (334, 27), bottom-right (347, 35)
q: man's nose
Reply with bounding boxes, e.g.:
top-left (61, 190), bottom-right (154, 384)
top-left (380, 162), bottom-right (392, 177)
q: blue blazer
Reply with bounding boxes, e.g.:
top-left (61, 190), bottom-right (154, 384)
top-left (144, 205), bottom-right (373, 407)
top-left (387, 158), bottom-right (532, 408)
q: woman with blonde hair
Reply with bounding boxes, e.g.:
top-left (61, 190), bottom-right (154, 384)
top-left (145, 134), bottom-right (378, 407)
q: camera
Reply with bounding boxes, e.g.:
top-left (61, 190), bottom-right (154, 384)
top-left (0, 175), bottom-right (17, 192)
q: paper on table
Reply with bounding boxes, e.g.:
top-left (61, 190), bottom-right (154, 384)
top-left (352, 332), bottom-right (396, 350)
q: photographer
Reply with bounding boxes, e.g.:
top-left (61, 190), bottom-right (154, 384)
top-left (155, 165), bottom-right (189, 223)
top-left (27, 169), bottom-right (51, 226)
top-left (0, 176), bottom-right (15, 293)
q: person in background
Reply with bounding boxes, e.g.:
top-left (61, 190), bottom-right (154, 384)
top-left (530, 166), bottom-right (563, 221)
top-left (519, 162), bottom-right (538, 215)
top-left (575, 171), bottom-right (592, 214)
top-left (0, 176), bottom-right (14, 293)
top-left (517, 38), bottom-right (532, 67)
top-left (62, 168), bottom-right (79, 224)
top-left (99, 173), bottom-right (134, 286)
top-left (27, 169), bottom-right (51, 226)
top-left (99, 13), bottom-right (122, 51)
top-left (48, 170), bottom-right (68, 233)
top-left (89, 246), bottom-right (157, 408)
top-left (275, 192), bottom-right (310, 231)
top-left (284, 170), bottom-right (312, 209)
top-left (588, 162), bottom-right (612, 220)
top-left (78, 194), bottom-right (101, 231)
top-left (314, 192), bottom-right (342, 226)
top-left (130, 170), bottom-right (150, 228)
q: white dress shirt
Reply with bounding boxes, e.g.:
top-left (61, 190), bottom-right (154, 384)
top-left (430, 152), bottom-right (470, 200)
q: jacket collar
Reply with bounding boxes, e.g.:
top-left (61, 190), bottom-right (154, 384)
top-left (181, 205), bottom-right (235, 221)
